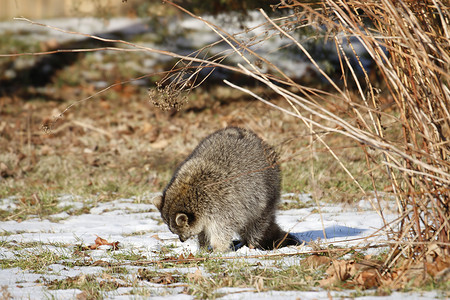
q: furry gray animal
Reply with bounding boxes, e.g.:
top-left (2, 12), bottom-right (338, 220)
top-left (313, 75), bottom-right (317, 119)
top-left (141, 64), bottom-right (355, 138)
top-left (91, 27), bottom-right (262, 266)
top-left (153, 126), bottom-right (299, 251)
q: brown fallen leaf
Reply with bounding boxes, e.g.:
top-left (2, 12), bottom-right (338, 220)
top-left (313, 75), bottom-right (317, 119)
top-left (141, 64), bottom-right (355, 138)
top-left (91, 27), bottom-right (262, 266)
top-left (328, 260), bottom-right (353, 281)
top-left (319, 275), bottom-right (338, 288)
top-left (20, 193), bottom-right (40, 206)
top-left (178, 252), bottom-right (195, 261)
top-left (152, 273), bottom-right (176, 285)
top-left (86, 236), bottom-right (120, 250)
top-left (95, 236), bottom-right (109, 245)
top-left (39, 145), bottom-right (54, 156)
top-left (320, 259), bottom-right (358, 287)
top-left (137, 268), bottom-right (179, 284)
top-left (150, 139), bottom-right (169, 149)
top-left (150, 234), bottom-right (162, 241)
top-left (322, 257), bottom-right (388, 290)
top-left (424, 248), bottom-right (450, 277)
top-left (99, 99), bottom-right (111, 110)
top-left (354, 269), bottom-right (381, 289)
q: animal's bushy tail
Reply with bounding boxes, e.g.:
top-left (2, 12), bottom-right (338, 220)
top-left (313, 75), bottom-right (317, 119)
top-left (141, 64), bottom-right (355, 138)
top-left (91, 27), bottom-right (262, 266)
top-left (258, 222), bottom-right (301, 250)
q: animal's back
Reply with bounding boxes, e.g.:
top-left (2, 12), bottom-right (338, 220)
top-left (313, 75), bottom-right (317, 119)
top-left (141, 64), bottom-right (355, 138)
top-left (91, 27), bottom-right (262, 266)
top-left (176, 127), bottom-right (280, 211)
top-left (189, 127), bottom-right (278, 174)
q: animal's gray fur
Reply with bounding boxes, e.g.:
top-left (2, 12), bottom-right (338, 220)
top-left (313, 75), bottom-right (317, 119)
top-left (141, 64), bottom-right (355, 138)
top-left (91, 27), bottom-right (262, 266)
top-left (153, 126), bottom-right (299, 251)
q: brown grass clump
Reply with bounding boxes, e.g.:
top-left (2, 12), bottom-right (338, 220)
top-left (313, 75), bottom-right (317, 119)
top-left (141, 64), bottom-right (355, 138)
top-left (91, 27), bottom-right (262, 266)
top-left (283, 0), bottom-right (450, 267)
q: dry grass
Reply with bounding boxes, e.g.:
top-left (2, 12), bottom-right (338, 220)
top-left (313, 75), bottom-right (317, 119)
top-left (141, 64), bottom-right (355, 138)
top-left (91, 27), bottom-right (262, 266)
top-left (278, 0), bottom-right (450, 264)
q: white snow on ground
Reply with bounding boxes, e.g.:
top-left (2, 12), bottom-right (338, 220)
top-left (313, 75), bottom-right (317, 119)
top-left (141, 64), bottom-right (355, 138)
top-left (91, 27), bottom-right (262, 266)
top-left (0, 193), bottom-right (442, 299)
top-left (218, 290), bottom-right (440, 300)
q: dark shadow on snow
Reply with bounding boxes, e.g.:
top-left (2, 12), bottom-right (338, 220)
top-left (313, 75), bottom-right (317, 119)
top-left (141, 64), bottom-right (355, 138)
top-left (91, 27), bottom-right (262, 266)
top-left (229, 225), bottom-right (366, 251)
top-left (291, 225), bottom-right (367, 243)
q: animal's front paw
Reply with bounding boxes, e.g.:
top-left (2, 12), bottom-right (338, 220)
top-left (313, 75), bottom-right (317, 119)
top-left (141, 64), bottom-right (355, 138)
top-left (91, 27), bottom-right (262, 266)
top-left (230, 240), bottom-right (244, 251)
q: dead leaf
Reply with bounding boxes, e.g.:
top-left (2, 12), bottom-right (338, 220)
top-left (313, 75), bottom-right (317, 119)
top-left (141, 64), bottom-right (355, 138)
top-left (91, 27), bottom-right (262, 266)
top-left (99, 99), bottom-right (110, 110)
top-left (137, 269), bottom-right (178, 284)
top-left (87, 244), bottom-right (99, 250)
top-left (354, 269), bottom-right (381, 289)
top-left (153, 273), bottom-right (176, 284)
top-left (319, 276), bottom-right (337, 288)
top-left (320, 257), bottom-right (388, 290)
top-left (26, 193), bottom-right (41, 206)
top-left (151, 234), bottom-right (162, 241)
top-left (320, 260), bottom-right (353, 287)
top-left (150, 139), bottom-right (168, 149)
top-left (85, 236), bottom-right (120, 250)
top-left (178, 252), bottom-right (195, 261)
top-left (39, 145), bottom-right (54, 156)
top-left (141, 123), bottom-right (160, 142)
top-left (328, 260), bottom-right (352, 281)
top-left (424, 247), bottom-right (450, 277)
top-left (95, 236), bottom-right (109, 245)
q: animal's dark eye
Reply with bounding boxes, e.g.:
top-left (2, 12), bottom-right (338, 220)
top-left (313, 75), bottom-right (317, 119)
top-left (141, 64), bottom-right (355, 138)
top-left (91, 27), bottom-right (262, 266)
top-left (185, 212), bottom-right (196, 224)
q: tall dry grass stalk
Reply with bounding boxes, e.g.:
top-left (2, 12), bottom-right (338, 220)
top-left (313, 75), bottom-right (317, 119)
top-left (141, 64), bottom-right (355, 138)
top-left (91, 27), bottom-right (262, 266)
top-left (160, 0), bottom-right (449, 266)
top-left (281, 0), bottom-right (450, 263)
top-left (354, 0), bottom-right (450, 262)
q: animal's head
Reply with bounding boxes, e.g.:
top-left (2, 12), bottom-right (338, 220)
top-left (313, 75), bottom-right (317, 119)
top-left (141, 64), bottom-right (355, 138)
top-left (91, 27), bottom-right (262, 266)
top-left (153, 194), bottom-right (203, 242)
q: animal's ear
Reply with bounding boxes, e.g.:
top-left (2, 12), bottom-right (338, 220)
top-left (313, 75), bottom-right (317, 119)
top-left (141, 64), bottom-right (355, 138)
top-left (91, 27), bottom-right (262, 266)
top-left (152, 195), bottom-right (163, 210)
top-left (175, 213), bottom-right (189, 227)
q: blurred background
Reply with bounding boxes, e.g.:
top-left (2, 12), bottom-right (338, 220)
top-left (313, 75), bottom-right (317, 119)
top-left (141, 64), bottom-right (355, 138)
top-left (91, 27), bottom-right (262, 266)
top-left (1, 0), bottom-right (138, 20)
